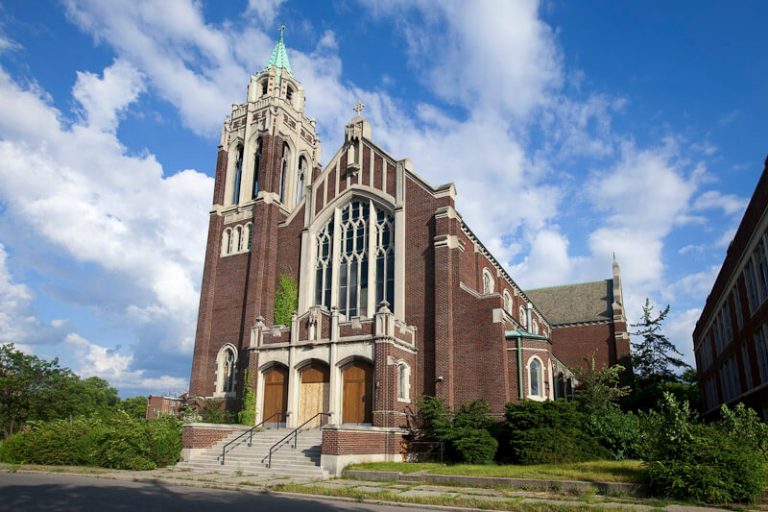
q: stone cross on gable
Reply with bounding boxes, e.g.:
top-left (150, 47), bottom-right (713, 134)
top-left (353, 102), bottom-right (365, 115)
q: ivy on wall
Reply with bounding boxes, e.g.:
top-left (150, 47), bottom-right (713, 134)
top-left (274, 274), bottom-right (298, 326)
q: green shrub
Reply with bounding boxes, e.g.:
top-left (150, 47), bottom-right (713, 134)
top-left (0, 412), bottom-right (181, 471)
top-left (505, 400), bottom-right (609, 464)
top-left (416, 397), bottom-right (499, 464)
top-left (642, 393), bottom-right (768, 503)
top-left (238, 369), bottom-right (256, 426)
top-left (587, 406), bottom-right (641, 460)
top-left (199, 399), bottom-right (234, 424)
top-left (451, 427), bottom-right (498, 464)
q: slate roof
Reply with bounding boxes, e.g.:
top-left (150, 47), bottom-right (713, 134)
top-left (525, 280), bottom-right (614, 325)
top-left (265, 26), bottom-right (293, 76)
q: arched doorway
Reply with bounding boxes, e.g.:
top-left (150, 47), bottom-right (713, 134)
top-left (342, 361), bottom-right (373, 424)
top-left (262, 366), bottom-right (288, 427)
top-left (299, 362), bottom-right (330, 428)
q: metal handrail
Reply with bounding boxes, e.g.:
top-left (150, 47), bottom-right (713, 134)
top-left (262, 411), bottom-right (330, 468)
top-left (219, 412), bottom-right (285, 465)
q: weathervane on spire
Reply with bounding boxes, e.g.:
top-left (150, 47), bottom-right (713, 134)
top-left (353, 102), bottom-right (365, 115)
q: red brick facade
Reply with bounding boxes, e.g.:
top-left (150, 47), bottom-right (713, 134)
top-left (694, 157), bottom-right (768, 419)
top-left (187, 55), bottom-right (631, 447)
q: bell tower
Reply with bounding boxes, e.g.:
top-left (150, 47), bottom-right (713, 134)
top-left (190, 28), bottom-right (320, 399)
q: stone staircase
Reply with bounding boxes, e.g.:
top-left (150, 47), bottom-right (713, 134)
top-left (175, 428), bottom-right (326, 479)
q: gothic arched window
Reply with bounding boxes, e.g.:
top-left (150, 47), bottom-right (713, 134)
top-left (503, 290), bottom-right (512, 314)
top-left (235, 225), bottom-right (243, 252)
top-left (286, 85), bottom-right (294, 102)
top-left (232, 145), bottom-right (244, 205)
top-left (314, 198), bottom-right (395, 317)
top-left (252, 137), bottom-right (262, 199)
top-left (261, 79), bottom-right (268, 96)
top-left (528, 357), bottom-right (543, 399)
top-left (216, 345), bottom-right (237, 395)
top-left (482, 268), bottom-right (494, 294)
top-left (244, 223), bottom-right (253, 251)
top-left (279, 143), bottom-right (290, 203)
top-left (296, 156), bottom-right (307, 205)
top-left (221, 228), bottom-right (232, 256)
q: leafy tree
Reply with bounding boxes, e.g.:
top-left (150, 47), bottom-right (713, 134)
top-left (631, 299), bottom-right (690, 380)
top-left (120, 396), bottom-right (149, 420)
top-left (0, 344), bottom-right (120, 437)
top-left (572, 352), bottom-right (629, 413)
top-left (273, 274), bottom-right (298, 326)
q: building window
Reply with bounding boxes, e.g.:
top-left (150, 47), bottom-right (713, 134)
top-left (742, 343), bottom-right (753, 390)
top-left (482, 268), bottom-right (494, 294)
top-left (261, 79), bottom-right (268, 96)
top-left (279, 143), bottom-right (290, 203)
top-left (519, 306), bottom-right (527, 329)
top-left (397, 362), bottom-right (410, 402)
top-left (252, 137), bottom-right (262, 199)
top-left (755, 323), bottom-right (768, 383)
top-left (232, 145), bottom-right (243, 205)
top-left (528, 356), bottom-right (544, 399)
top-left (216, 345), bottom-right (237, 395)
top-left (234, 226), bottom-right (243, 252)
top-left (221, 228), bottom-right (232, 256)
top-left (532, 319), bottom-right (539, 335)
top-left (503, 290), bottom-right (512, 314)
top-left (296, 156), bottom-right (307, 205)
top-left (286, 85), bottom-right (293, 102)
top-left (314, 198), bottom-right (395, 317)
top-left (244, 223), bottom-right (252, 251)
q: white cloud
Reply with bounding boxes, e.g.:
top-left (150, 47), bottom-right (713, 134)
top-left (72, 59), bottom-right (145, 132)
top-left (66, 333), bottom-right (187, 392)
top-left (692, 190), bottom-right (748, 216)
top-left (664, 307), bottom-right (702, 365)
top-left (661, 265), bottom-right (720, 303)
top-left (0, 243), bottom-right (71, 346)
top-left (246, 0), bottom-right (285, 26)
top-left (0, 60), bottom-right (212, 379)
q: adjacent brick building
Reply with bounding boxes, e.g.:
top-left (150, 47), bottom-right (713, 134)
top-left (693, 156), bottom-right (768, 419)
top-left (187, 32), bottom-right (631, 468)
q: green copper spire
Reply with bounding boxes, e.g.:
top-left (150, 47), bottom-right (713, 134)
top-left (265, 25), bottom-right (293, 76)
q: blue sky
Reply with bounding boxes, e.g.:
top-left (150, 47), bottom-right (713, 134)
top-left (0, 0), bottom-right (765, 396)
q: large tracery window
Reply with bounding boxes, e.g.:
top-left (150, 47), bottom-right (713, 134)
top-left (314, 198), bottom-right (395, 318)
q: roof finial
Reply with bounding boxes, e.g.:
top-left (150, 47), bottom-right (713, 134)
top-left (612, 251), bottom-right (616, 262)
top-left (279, 24), bottom-right (285, 40)
top-left (264, 25), bottom-right (293, 76)
top-left (353, 102), bottom-right (365, 115)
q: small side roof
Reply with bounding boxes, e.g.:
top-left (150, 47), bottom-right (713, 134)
top-left (525, 280), bottom-right (614, 325)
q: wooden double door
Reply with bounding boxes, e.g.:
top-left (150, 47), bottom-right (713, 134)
top-left (342, 362), bottom-right (373, 424)
top-left (300, 364), bottom-right (330, 428)
top-left (262, 366), bottom-right (288, 426)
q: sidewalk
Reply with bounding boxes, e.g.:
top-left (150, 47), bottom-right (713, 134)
top-left (0, 463), bottom-right (761, 512)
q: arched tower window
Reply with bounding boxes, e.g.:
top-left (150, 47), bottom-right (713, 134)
top-left (279, 143), bottom-right (290, 203)
top-left (482, 268), bottom-right (494, 294)
top-left (314, 198), bottom-right (395, 317)
top-left (252, 137), bottom-right (262, 199)
top-left (296, 156), bottom-right (307, 205)
top-left (244, 223), bottom-right (253, 251)
top-left (528, 356), bottom-right (543, 399)
top-left (235, 225), bottom-right (243, 252)
top-left (261, 79), bottom-right (268, 96)
top-left (286, 85), bottom-right (293, 102)
top-left (221, 228), bottom-right (232, 256)
top-left (216, 345), bottom-right (237, 395)
top-left (232, 145), bottom-right (243, 205)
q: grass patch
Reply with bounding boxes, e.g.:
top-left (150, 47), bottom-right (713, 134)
top-left (273, 483), bottom-right (635, 511)
top-left (345, 460), bottom-right (646, 484)
top-left (0, 463), bottom-right (112, 475)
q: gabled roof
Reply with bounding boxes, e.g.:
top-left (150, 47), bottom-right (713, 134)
top-left (265, 25), bottom-right (293, 76)
top-left (525, 280), bottom-right (614, 325)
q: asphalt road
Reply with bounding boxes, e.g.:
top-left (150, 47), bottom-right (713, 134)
top-left (0, 472), bottom-right (427, 512)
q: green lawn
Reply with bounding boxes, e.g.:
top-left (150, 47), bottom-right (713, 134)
top-left (345, 460), bottom-right (646, 484)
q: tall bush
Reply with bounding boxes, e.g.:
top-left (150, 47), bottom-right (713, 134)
top-left (417, 397), bottom-right (498, 464)
top-left (274, 274), bottom-right (298, 326)
top-left (642, 393), bottom-right (768, 503)
top-left (504, 400), bottom-right (608, 464)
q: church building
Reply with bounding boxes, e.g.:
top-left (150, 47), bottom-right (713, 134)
top-left (186, 32), bottom-right (630, 471)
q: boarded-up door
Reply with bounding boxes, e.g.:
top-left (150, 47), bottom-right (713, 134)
top-left (299, 364), bottom-right (329, 428)
top-left (262, 366), bottom-right (288, 425)
top-left (342, 362), bottom-right (373, 424)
